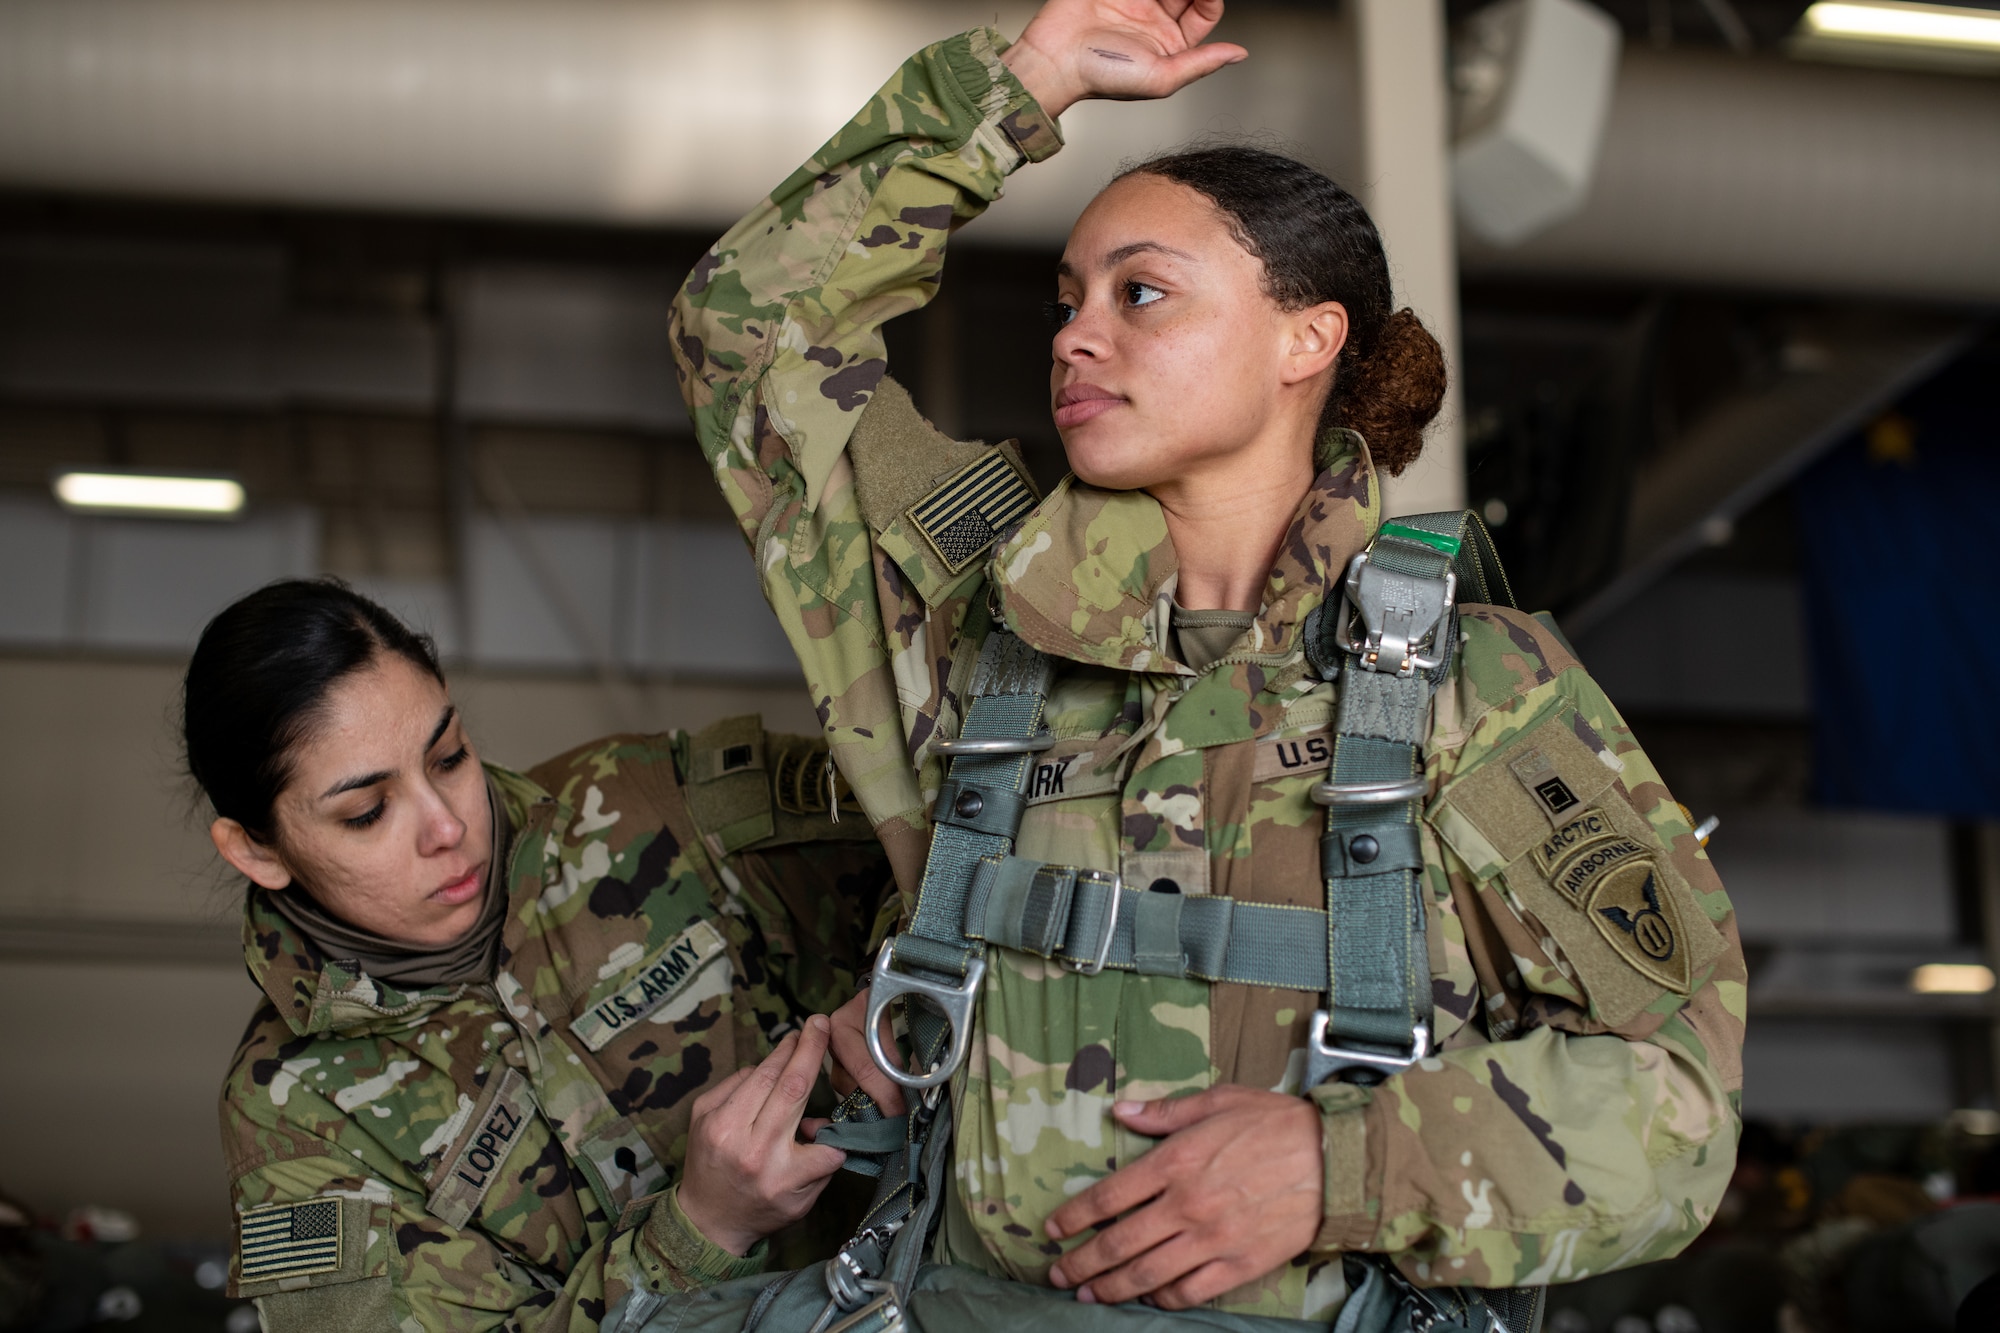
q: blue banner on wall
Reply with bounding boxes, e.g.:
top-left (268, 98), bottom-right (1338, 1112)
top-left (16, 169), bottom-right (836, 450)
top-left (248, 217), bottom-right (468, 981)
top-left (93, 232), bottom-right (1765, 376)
top-left (1793, 349), bottom-right (2000, 819)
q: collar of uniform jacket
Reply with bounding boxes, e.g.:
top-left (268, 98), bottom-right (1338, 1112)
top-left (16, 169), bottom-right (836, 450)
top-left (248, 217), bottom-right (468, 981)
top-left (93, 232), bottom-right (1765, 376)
top-left (241, 765), bottom-right (556, 1037)
top-left (991, 427), bottom-right (1381, 674)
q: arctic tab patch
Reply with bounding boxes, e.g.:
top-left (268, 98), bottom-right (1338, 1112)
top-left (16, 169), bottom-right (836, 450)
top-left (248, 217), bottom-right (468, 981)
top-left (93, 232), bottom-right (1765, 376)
top-left (908, 452), bottom-right (1037, 574)
top-left (426, 1069), bottom-right (537, 1229)
top-left (570, 919), bottom-right (728, 1052)
top-left (238, 1199), bottom-right (341, 1283)
top-left (1532, 809), bottom-right (1615, 873)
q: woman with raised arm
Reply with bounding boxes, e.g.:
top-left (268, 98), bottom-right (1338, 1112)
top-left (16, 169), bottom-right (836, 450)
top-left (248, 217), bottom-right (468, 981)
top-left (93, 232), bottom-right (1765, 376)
top-left (196, 580), bottom-right (892, 1331)
top-left (673, 0), bottom-right (1744, 1322)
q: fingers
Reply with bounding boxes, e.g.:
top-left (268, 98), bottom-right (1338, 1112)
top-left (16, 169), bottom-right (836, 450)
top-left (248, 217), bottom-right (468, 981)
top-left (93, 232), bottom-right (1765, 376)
top-left (1148, 41), bottom-right (1247, 96)
top-left (1109, 1087), bottom-right (1226, 1137)
top-left (1150, 1259), bottom-right (1246, 1312)
top-left (1076, 1231), bottom-right (1209, 1307)
top-left (689, 1065), bottom-right (754, 1120)
top-left (1047, 1151), bottom-right (1170, 1241)
top-left (750, 1015), bottom-right (832, 1134)
top-left (1048, 1199), bottom-right (1178, 1292)
top-left (828, 990), bottom-right (908, 1116)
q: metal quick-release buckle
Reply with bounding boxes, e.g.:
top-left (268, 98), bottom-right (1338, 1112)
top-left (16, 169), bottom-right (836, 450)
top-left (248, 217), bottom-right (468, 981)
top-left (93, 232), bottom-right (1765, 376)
top-left (1337, 553), bottom-right (1455, 678)
top-left (1306, 1010), bottom-right (1432, 1084)
top-left (864, 938), bottom-right (985, 1092)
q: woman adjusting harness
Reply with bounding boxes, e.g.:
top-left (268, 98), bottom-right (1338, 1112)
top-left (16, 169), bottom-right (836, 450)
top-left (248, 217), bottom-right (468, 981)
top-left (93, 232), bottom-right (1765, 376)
top-left (197, 581), bottom-right (894, 1329)
top-left (672, 0), bottom-right (1747, 1323)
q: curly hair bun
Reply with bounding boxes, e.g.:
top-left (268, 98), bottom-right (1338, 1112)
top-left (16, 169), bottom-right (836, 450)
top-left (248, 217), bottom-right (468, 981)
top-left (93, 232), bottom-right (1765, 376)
top-left (1336, 308), bottom-right (1446, 477)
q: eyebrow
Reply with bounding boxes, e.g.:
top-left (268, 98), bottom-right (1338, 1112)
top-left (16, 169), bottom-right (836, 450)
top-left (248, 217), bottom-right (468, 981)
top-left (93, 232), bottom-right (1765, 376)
top-left (319, 705), bottom-right (457, 800)
top-left (1055, 240), bottom-right (1198, 280)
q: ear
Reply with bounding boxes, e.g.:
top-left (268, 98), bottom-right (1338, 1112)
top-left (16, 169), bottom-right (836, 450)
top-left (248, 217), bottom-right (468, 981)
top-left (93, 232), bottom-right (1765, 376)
top-left (1279, 301), bottom-right (1349, 387)
top-left (211, 817), bottom-right (294, 891)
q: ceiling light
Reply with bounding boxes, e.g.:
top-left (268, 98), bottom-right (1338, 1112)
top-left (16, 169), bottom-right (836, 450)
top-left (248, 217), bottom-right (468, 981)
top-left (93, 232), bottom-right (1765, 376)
top-left (1793, 3), bottom-right (2000, 72)
top-left (1911, 962), bottom-right (1997, 995)
top-left (52, 470), bottom-right (246, 518)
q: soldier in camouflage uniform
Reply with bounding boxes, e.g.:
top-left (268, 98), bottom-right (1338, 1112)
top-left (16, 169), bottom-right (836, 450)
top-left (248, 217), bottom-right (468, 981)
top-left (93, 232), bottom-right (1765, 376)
top-left (194, 582), bottom-right (892, 1330)
top-left (671, 0), bottom-right (1745, 1321)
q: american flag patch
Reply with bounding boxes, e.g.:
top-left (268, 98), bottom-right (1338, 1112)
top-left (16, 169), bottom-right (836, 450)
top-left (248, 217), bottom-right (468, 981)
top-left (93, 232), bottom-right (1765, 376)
top-left (239, 1199), bottom-right (343, 1282)
top-left (907, 452), bottom-right (1036, 574)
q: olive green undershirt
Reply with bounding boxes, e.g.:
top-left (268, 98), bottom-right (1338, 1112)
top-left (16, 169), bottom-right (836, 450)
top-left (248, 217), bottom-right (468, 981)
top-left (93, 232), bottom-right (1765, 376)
top-left (265, 776), bottom-right (514, 989)
top-left (1171, 604), bottom-right (1257, 674)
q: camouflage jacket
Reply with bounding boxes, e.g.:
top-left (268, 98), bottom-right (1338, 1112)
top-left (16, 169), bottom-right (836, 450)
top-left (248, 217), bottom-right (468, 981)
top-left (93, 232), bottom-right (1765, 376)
top-left (670, 29), bottom-right (1746, 1320)
top-left (220, 720), bottom-right (890, 1331)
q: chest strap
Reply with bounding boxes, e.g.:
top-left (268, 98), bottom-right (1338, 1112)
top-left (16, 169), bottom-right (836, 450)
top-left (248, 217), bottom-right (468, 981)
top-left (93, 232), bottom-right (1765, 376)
top-left (864, 630), bottom-right (1056, 1092)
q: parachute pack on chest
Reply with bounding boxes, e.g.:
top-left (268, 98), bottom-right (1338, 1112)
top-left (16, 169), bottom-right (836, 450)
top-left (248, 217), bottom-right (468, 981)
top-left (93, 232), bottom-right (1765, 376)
top-left (610, 512), bottom-right (1545, 1333)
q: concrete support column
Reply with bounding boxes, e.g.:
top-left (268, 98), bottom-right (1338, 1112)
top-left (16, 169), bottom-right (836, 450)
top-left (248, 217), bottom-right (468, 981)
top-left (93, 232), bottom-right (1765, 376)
top-left (1352, 0), bottom-right (1465, 517)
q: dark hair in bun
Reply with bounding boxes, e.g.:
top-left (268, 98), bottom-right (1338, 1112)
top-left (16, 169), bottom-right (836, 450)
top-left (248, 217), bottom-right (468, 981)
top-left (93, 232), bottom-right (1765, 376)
top-left (1119, 145), bottom-right (1446, 475)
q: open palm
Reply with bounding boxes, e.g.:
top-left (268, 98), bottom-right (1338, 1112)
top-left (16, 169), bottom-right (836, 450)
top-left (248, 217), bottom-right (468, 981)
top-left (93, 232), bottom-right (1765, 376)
top-left (1005, 0), bottom-right (1246, 116)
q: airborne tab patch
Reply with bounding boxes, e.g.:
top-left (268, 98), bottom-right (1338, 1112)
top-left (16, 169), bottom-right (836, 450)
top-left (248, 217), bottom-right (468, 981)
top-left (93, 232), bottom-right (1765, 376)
top-left (908, 452), bottom-right (1037, 574)
top-left (238, 1199), bottom-right (342, 1284)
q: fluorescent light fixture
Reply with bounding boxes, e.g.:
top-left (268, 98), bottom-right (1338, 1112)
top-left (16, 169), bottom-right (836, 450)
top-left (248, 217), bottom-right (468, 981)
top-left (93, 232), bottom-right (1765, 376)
top-left (1793, 3), bottom-right (2000, 71)
top-left (53, 470), bottom-right (246, 518)
top-left (1911, 962), bottom-right (1997, 995)
top-left (1803, 2), bottom-right (2000, 48)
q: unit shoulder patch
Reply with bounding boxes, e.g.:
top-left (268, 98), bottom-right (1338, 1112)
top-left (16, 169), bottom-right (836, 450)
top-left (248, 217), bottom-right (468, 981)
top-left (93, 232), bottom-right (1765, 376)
top-left (1500, 800), bottom-right (1727, 1027)
top-left (569, 918), bottom-right (729, 1052)
top-left (908, 451), bottom-right (1037, 575)
top-left (1586, 859), bottom-right (1690, 993)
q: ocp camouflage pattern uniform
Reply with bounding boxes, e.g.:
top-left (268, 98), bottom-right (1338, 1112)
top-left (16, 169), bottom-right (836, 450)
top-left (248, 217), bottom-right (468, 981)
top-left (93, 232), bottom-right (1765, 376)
top-left (221, 720), bottom-right (891, 1331)
top-left (670, 28), bottom-right (1747, 1321)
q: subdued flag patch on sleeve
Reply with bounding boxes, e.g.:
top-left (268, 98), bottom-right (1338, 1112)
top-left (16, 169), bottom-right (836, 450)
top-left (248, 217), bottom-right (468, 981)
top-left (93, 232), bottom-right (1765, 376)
top-left (238, 1199), bottom-right (342, 1283)
top-left (908, 452), bottom-right (1037, 574)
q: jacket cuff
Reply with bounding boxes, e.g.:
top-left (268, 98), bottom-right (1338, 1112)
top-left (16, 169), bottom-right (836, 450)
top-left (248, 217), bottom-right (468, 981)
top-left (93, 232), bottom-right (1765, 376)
top-left (940, 28), bottom-right (1065, 166)
top-left (637, 1186), bottom-right (770, 1292)
top-left (1309, 1081), bottom-right (1378, 1253)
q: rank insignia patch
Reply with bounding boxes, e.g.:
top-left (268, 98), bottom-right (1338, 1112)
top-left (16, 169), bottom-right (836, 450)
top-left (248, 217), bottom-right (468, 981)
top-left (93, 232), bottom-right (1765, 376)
top-left (1586, 860), bottom-right (1689, 993)
top-left (908, 452), bottom-right (1037, 574)
top-left (239, 1199), bottom-right (342, 1283)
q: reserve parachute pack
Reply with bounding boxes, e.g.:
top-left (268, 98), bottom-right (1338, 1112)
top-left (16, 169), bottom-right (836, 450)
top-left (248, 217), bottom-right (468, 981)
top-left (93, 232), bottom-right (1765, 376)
top-left (611, 511), bottom-right (1543, 1333)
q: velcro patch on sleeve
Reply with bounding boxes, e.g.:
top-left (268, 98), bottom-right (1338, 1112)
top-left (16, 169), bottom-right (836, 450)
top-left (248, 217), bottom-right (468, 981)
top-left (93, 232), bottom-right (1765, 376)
top-left (237, 1198), bottom-right (343, 1285)
top-left (907, 452), bottom-right (1037, 575)
top-left (569, 919), bottom-right (729, 1052)
top-left (1502, 798), bottom-right (1727, 1027)
top-left (425, 1068), bottom-right (539, 1230)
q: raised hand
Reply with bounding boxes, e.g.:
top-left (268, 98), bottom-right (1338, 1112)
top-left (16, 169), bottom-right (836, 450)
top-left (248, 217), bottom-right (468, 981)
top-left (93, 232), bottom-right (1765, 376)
top-left (675, 1015), bottom-right (848, 1257)
top-left (1002, 0), bottom-right (1247, 118)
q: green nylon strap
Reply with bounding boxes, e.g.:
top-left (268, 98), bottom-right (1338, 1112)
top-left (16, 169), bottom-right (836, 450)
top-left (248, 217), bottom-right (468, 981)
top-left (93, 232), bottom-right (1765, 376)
top-left (962, 855), bottom-right (1336, 990)
top-left (1314, 510), bottom-right (1493, 1078)
top-left (895, 632), bottom-right (1052, 1076)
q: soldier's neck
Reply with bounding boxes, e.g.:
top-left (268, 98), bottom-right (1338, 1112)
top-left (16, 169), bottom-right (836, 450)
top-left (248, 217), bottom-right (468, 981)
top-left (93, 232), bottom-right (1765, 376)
top-left (1150, 441), bottom-right (1315, 614)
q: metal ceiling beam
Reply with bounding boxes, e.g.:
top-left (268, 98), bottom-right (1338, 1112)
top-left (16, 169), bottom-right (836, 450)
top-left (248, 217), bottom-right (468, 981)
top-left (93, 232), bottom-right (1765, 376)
top-left (1566, 311), bottom-right (1983, 635)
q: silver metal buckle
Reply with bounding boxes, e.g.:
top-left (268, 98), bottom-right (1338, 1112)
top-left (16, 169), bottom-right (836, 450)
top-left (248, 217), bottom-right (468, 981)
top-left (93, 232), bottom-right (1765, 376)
top-left (1306, 1010), bottom-right (1432, 1081)
top-left (822, 1286), bottom-right (902, 1333)
top-left (1337, 553), bottom-right (1455, 678)
top-left (1311, 777), bottom-right (1428, 807)
top-left (864, 938), bottom-right (985, 1091)
top-left (931, 734), bottom-right (1057, 756)
top-left (1067, 870), bottom-right (1122, 975)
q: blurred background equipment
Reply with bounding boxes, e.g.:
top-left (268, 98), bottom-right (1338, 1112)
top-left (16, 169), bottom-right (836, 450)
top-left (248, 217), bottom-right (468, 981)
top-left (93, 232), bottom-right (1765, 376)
top-left (1451, 0), bottom-right (1624, 245)
top-left (0, 2), bottom-right (1997, 1330)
